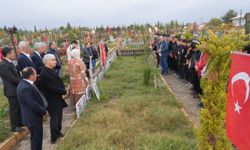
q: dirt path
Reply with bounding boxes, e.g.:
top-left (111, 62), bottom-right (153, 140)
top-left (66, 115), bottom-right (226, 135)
top-left (13, 102), bottom-right (75, 150)
top-left (163, 71), bottom-right (200, 128)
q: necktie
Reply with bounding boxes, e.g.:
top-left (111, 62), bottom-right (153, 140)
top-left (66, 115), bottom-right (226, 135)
top-left (10, 62), bottom-right (18, 72)
top-left (32, 84), bottom-right (48, 108)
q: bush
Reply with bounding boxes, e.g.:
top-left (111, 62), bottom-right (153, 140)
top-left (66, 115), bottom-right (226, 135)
top-left (198, 30), bottom-right (248, 149)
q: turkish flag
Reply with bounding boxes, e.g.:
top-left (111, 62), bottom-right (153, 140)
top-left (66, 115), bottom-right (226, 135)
top-left (226, 52), bottom-right (250, 149)
top-left (99, 43), bottom-right (106, 66)
top-left (65, 39), bottom-right (69, 48)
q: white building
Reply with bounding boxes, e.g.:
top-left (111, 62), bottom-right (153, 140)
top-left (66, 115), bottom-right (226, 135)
top-left (230, 14), bottom-right (246, 27)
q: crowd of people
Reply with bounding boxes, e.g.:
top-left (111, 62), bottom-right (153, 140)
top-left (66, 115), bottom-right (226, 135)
top-left (150, 34), bottom-right (209, 107)
top-left (0, 39), bottom-right (109, 150)
top-left (150, 34), bottom-right (250, 107)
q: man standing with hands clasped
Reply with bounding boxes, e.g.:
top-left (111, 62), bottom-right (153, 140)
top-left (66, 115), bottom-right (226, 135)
top-left (0, 47), bottom-right (24, 132)
top-left (17, 67), bottom-right (48, 150)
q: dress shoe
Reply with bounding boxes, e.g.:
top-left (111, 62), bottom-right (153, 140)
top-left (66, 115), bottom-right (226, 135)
top-left (191, 91), bottom-right (198, 95)
top-left (197, 102), bottom-right (204, 108)
top-left (12, 127), bottom-right (25, 132)
top-left (193, 95), bottom-right (200, 99)
top-left (58, 132), bottom-right (64, 138)
top-left (51, 138), bottom-right (58, 144)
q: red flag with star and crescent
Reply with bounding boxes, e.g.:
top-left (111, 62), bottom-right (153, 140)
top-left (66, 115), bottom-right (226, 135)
top-left (226, 52), bottom-right (250, 150)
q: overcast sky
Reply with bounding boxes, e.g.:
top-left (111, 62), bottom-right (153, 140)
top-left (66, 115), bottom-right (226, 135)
top-left (0, 0), bottom-right (249, 30)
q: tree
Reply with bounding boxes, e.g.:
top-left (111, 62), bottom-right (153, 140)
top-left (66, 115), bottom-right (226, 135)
top-left (206, 18), bottom-right (222, 31)
top-left (221, 9), bottom-right (237, 23)
top-left (34, 26), bottom-right (37, 32)
top-left (3, 26), bottom-right (8, 33)
top-left (67, 22), bottom-right (72, 30)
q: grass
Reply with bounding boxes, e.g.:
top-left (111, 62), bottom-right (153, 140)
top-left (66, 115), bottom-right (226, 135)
top-left (0, 87), bottom-right (11, 142)
top-left (57, 56), bottom-right (197, 150)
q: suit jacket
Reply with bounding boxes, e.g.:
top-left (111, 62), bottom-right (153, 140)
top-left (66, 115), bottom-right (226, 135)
top-left (17, 80), bottom-right (46, 127)
top-left (83, 47), bottom-right (93, 64)
top-left (158, 41), bottom-right (169, 57)
top-left (38, 67), bottom-right (67, 112)
top-left (31, 52), bottom-right (44, 74)
top-left (0, 59), bottom-right (21, 97)
top-left (17, 53), bottom-right (34, 72)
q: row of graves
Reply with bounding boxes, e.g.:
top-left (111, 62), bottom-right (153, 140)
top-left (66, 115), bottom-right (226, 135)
top-left (120, 42), bottom-right (145, 56)
top-left (75, 49), bottom-right (117, 118)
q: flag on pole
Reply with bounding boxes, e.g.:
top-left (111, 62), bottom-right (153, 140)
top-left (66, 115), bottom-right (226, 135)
top-left (99, 43), bottom-right (106, 66)
top-left (226, 52), bottom-right (250, 150)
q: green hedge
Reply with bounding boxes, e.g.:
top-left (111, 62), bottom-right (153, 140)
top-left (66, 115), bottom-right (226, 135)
top-left (198, 30), bottom-right (248, 149)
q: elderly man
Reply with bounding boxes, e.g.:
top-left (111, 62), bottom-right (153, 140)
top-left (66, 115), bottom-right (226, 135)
top-left (31, 42), bottom-right (47, 74)
top-left (47, 42), bottom-right (62, 75)
top-left (38, 54), bottom-right (67, 144)
top-left (17, 41), bottom-right (34, 72)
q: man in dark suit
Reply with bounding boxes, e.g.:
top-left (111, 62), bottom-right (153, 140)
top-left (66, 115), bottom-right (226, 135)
top-left (17, 41), bottom-right (34, 72)
top-left (0, 47), bottom-right (24, 132)
top-left (47, 42), bottom-right (62, 76)
top-left (17, 67), bottom-right (47, 150)
top-left (38, 54), bottom-right (67, 144)
top-left (31, 42), bottom-right (47, 74)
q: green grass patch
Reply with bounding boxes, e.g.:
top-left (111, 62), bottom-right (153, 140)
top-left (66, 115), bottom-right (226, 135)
top-left (57, 56), bottom-right (197, 150)
top-left (0, 87), bottom-right (11, 142)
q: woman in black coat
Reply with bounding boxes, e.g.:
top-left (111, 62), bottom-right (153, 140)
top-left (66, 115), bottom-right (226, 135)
top-left (38, 54), bottom-right (67, 144)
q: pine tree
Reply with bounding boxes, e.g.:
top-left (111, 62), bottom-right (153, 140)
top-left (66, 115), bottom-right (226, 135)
top-left (221, 9), bottom-right (237, 23)
top-left (67, 22), bottom-right (72, 30)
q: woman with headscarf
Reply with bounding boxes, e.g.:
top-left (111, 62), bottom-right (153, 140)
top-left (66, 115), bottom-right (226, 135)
top-left (68, 49), bottom-right (89, 106)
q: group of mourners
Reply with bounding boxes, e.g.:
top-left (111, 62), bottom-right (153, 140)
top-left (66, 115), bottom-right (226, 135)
top-left (150, 34), bottom-right (250, 107)
top-left (150, 34), bottom-right (209, 107)
top-left (0, 39), bottom-right (109, 150)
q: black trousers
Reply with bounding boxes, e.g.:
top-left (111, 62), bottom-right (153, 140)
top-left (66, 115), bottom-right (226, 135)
top-left (7, 96), bottom-right (22, 130)
top-left (155, 52), bottom-right (160, 67)
top-left (192, 71), bottom-right (202, 94)
top-left (28, 124), bottom-right (43, 150)
top-left (49, 108), bottom-right (63, 140)
top-left (184, 65), bottom-right (190, 82)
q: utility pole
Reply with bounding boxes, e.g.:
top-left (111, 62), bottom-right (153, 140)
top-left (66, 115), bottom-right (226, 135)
top-left (239, 10), bottom-right (242, 27)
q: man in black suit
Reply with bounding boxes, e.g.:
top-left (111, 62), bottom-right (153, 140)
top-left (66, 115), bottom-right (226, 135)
top-left (38, 54), bottom-right (67, 144)
top-left (17, 67), bottom-right (47, 150)
top-left (17, 41), bottom-right (34, 72)
top-left (0, 47), bottom-right (24, 132)
top-left (47, 42), bottom-right (62, 76)
top-left (31, 42), bottom-right (47, 74)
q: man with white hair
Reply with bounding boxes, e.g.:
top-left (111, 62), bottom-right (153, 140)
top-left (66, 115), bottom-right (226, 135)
top-left (38, 54), bottom-right (67, 144)
top-left (17, 41), bottom-right (34, 72)
top-left (31, 42), bottom-right (47, 74)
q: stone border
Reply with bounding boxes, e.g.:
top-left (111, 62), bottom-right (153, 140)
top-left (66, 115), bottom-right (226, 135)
top-left (0, 127), bottom-right (29, 150)
top-left (160, 75), bottom-right (198, 129)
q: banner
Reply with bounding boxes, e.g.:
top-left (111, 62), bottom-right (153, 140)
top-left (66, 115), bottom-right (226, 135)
top-left (226, 52), bottom-right (250, 149)
top-left (99, 43), bottom-right (106, 66)
top-left (75, 94), bottom-right (87, 118)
